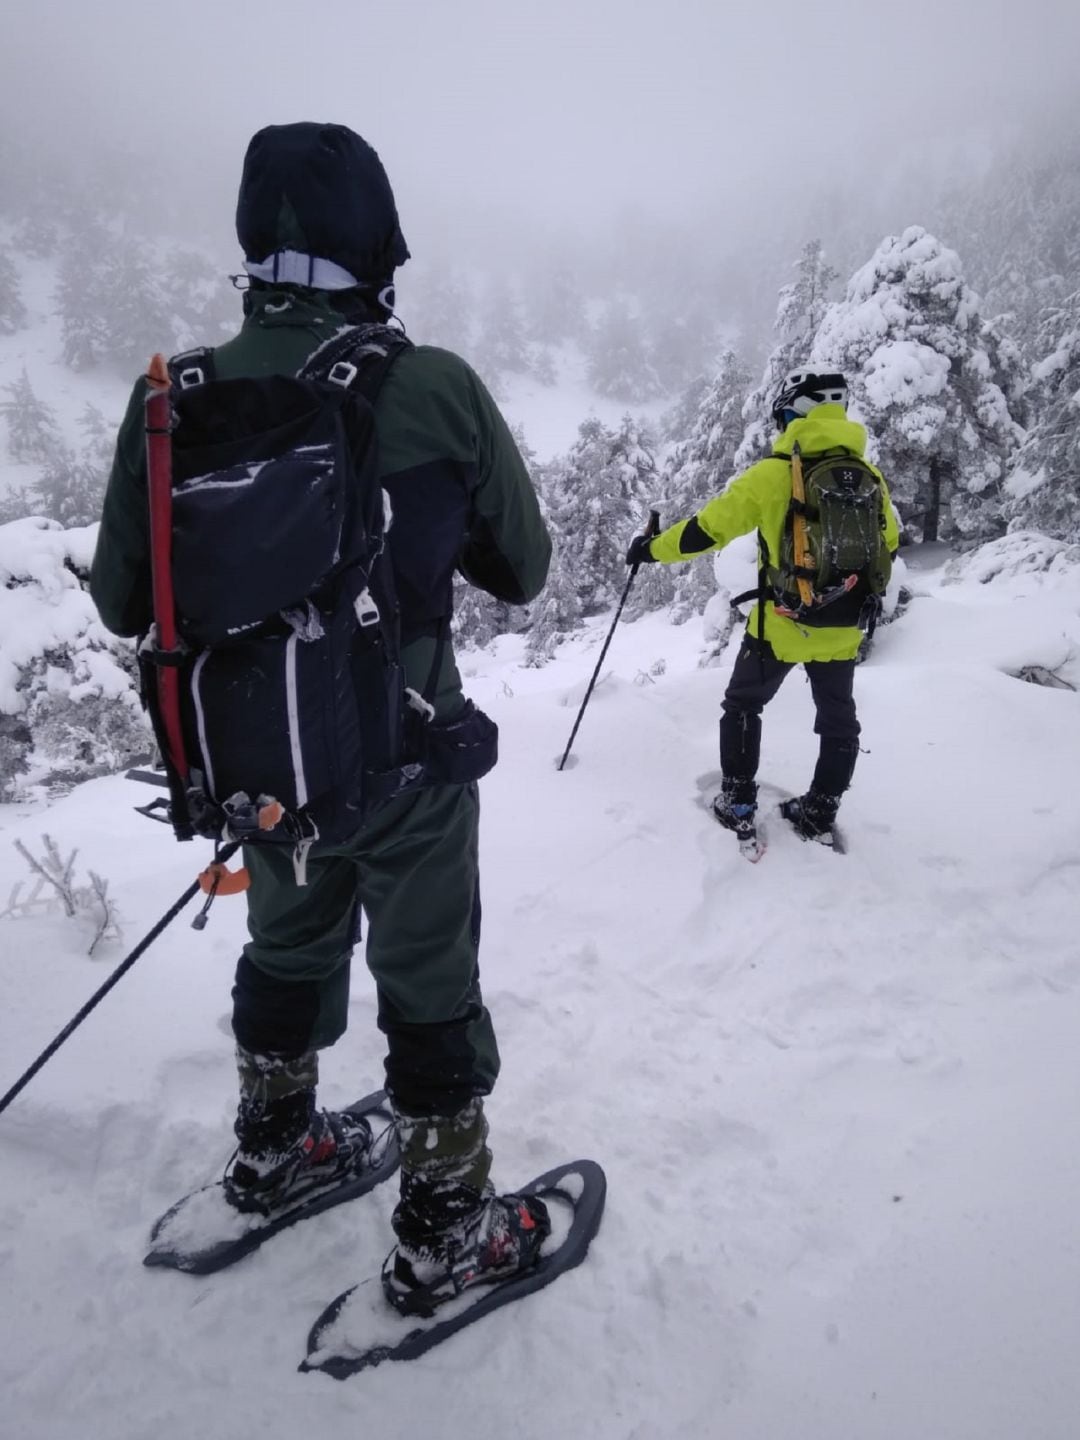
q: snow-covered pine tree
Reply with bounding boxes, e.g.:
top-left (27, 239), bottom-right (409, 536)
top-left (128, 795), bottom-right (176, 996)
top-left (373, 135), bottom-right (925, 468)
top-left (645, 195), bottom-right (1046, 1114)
top-left (523, 545), bottom-right (584, 666)
top-left (451, 582), bottom-right (509, 651)
top-left (12, 213), bottom-right (59, 260)
top-left (1005, 289), bottom-right (1080, 541)
top-left (812, 227), bottom-right (1024, 543)
top-left (77, 402), bottom-right (115, 463)
top-left (735, 239), bottom-right (838, 469)
top-left (529, 344), bottom-right (558, 386)
top-left (162, 247), bottom-right (236, 351)
top-left (646, 301), bottom-right (720, 399)
top-left (472, 277), bottom-right (530, 390)
top-left (661, 349), bottom-right (751, 621)
top-left (944, 141), bottom-right (1080, 361)
top-left (56, 224), bottom-right (179, 373)
top-left (525, 260), bottom-right (588, 348)
top-left (660, 375), bottom-right (709, 445)
top-left (666, 350), bottom-right (752, 518)
top-left (16, 404), bottom-right (115, 528)
top-left (0, 245), bottom-right (28, 334)
top-left (55, 228), bottom-right (111, 370)
top-left (99, 235), bottom-right (176, 373)
top-left (408, 265), bottom-right (474, 355)
top-left (0, 369), bottom-right (60, 462)
top-left (586, 297), bottom-right (662, 402)
top-left (36, 445), bottom-right (106, 529)
top-left (547, 414), bottom-right (660, 618)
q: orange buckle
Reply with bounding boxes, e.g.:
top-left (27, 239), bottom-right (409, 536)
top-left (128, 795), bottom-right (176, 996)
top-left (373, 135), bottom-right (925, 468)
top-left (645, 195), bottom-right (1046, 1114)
top-left (258, 800), bottom-right (284, 831)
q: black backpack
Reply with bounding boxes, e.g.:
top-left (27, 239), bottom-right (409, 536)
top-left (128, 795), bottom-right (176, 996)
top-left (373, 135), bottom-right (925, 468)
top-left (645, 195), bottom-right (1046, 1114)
top-left (140, 324), bottom-right (464, 870)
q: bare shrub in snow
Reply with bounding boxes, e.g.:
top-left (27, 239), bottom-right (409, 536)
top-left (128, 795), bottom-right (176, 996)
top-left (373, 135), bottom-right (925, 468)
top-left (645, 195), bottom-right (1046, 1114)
top-left (2, 834), bottom-right (122, 956)
top-left (1007, 660), bottom-right (1077, 691)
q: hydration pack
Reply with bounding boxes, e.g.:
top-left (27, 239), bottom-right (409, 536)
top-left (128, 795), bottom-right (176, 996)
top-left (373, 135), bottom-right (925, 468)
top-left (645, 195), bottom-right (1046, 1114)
top-left (767, 447), bottom-right (892, 627)
top-left (139, 324), bottom-right (462, 870)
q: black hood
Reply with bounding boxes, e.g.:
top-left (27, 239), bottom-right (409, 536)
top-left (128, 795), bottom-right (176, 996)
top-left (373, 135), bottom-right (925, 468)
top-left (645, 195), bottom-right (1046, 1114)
top-left (236, 122), bottom-right (410, 282)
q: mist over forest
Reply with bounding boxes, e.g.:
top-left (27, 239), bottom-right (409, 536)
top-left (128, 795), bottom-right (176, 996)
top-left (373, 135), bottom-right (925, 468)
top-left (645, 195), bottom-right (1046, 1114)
top-left (3, 17), bottom-right (1080, 1433)
top-left (0, 0), bottom-right (1078, 790)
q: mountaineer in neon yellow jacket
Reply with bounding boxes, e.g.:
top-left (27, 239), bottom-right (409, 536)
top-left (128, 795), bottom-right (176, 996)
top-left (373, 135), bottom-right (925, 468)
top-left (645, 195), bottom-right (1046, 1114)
top-left (626, 369), bottom-right (899, 846)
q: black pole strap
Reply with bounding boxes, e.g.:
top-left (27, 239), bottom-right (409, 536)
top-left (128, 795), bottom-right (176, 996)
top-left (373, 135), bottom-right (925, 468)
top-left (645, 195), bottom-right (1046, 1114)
top-left (557, 509), bottom-right (660, 772)
top-left (0, 841), bottom-right (240, 1118)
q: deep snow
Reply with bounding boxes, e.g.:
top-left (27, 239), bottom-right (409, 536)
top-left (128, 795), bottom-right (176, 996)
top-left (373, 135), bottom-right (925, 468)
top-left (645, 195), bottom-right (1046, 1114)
top-left (1, 544), bottom-right (1079, 1440)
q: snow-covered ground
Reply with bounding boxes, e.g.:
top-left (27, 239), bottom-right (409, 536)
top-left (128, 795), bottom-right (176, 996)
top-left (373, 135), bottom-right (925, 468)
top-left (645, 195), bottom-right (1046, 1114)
top-left (1, 546), bottom-right (1079, 1439)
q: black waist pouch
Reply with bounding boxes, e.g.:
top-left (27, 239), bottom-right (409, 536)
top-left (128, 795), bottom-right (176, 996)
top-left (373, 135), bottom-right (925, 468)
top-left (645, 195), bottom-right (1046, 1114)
top-left (422, 701), bottom-right (498, 785)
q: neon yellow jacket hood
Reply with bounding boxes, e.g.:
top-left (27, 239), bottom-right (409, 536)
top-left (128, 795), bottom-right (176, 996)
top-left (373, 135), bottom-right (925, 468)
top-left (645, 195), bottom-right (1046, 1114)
top-left (770, 406), bottom-right (870, 460)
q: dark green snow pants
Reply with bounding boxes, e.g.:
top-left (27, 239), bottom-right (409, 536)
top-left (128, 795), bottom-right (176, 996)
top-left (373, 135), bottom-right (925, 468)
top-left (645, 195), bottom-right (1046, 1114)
top-left (231, 782), bottom-right (500, 1115)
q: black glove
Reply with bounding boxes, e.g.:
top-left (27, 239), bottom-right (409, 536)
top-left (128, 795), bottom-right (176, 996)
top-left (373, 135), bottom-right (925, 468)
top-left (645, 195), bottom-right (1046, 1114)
top-left (626, 534), bottom-right (657, 567)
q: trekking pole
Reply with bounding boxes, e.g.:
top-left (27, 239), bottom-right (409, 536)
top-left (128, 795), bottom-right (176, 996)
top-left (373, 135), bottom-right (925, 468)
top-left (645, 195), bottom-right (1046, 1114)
top-left (557, 509), bottom-right (660, 771)
top-left (0, 841), bottom-right (239, 1119)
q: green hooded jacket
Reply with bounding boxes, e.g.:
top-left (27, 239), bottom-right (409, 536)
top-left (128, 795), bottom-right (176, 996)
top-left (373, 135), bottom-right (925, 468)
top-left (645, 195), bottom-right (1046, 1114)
top-left (90, 289), bottom-right (552, 717)
top-left (648, 405), bottom-right (899, 662)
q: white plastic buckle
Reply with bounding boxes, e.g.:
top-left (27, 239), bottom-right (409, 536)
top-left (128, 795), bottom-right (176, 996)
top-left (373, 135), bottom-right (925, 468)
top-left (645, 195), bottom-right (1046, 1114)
top-left (177, 366), bottom-right (205, 389)
top-left (354, 588), bottom-right (380, 627)
top-left (327, 360), bottom-right (358, 388)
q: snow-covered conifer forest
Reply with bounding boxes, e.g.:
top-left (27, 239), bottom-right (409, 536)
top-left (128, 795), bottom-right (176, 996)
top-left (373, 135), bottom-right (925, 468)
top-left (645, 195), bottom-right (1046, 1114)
top-left (3, 146), bottom-right (1078, 791)
top-left (1, 4), bottom-right (1079, 1437)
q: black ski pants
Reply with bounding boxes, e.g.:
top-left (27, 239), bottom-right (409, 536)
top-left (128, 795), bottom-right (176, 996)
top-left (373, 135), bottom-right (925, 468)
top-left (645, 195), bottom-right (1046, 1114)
top-left (720, 636), bottom-right (861, 798)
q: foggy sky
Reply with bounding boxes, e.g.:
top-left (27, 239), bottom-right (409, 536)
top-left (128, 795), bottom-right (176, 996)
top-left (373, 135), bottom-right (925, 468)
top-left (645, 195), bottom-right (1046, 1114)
top-left (2, 0), bottom-right (1078, 266)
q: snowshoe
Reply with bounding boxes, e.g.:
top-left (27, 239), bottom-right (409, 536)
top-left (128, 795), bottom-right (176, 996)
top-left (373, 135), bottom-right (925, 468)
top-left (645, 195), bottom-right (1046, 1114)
top-left (383, 1189), bottom-right (551, 1318)
top-left (225, 1106), bottom-right (375, 1216)
top-left (144, 1090), bottom-right (399, 1275)
top-left (301, 1159), bottom-right (606, 1379)
top-left (779, 790), bottom-right (846, 852)
top-left (712, 784), bottom-right (764, 862)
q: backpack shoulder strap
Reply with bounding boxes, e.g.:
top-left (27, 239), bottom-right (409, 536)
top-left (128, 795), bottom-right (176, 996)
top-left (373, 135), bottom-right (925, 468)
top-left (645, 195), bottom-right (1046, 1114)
top-left (801, 448), bottom-right (876, 475)
top-left (299, 324), bottom-right (412, 401)
top-left (167, 346), bottom-right (217, 391)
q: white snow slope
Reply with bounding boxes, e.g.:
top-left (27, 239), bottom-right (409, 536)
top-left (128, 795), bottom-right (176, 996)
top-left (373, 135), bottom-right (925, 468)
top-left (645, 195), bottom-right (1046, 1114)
top-left (1, 551), bottom-right (1079, 1440)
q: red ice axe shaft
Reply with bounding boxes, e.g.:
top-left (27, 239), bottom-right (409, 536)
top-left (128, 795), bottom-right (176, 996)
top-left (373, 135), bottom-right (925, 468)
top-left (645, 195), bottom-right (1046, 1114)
top-left (145, 353), bottom-right (189, 784)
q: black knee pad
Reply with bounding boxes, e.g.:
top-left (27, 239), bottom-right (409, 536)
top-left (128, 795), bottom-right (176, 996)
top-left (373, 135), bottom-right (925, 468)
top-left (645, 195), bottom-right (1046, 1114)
top-left (231, 954), bottom-right (322, 1057)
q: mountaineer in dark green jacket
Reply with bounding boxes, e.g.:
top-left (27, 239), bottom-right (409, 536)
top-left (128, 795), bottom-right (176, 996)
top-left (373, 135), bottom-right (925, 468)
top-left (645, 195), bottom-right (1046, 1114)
top-left (90, 123), bottom-right (553, 1312)
top-left (627, 369), bottom-right (899, 849)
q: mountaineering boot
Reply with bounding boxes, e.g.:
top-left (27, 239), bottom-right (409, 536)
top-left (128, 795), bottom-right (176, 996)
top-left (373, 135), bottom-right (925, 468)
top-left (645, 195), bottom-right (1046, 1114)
top-left (224, 1046), bottom-right (376, 1214)
top-left (780, 785), bottom-right (841, 842)
top-left (711, 776), bottom-right (758, 841)
top-left (382, 1097), bottom-right (551, 1317)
